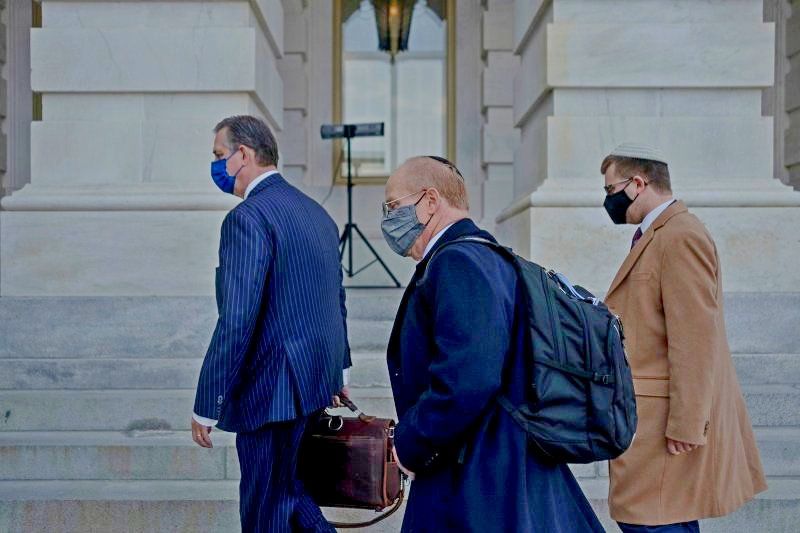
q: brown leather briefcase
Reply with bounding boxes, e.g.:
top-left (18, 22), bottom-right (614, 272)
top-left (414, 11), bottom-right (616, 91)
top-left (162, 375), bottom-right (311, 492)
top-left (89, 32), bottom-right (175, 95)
top-left (299, 399), bottom-right (405, 529)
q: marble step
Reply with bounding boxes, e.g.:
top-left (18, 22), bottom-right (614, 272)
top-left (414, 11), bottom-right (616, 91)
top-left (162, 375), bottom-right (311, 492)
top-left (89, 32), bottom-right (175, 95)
top-left (0, 352), bottom-right (390, 390)
top-left (0, 431), bottom-right (237, 482)
top-left (0, 292), bottom-right (798, 359)
top-left (1, 428), bottom-right (798, 482)
top-left (0, 384), bottom-right (797, 432)
top-left (0, 388), bottom-right (397, 432)
top-left (3, 352), bottom-right (799, 390)
top-left (0, 479), bottom-right (798, 533)
top-left (341, 288), bottom-right (404, 321)
top-left (0, 480), bottom-right (243, 533)
top-left (0, 318), bottom-right (393, 359)
top-left (0, 296), bottom-right (396, 359)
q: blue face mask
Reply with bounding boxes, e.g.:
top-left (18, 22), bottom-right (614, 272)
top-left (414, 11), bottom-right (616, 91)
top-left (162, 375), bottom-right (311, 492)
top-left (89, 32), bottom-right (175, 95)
top-left (210, 150), bottom-right (243, 194)
top-left (381, 192), bottom-right (430, 256)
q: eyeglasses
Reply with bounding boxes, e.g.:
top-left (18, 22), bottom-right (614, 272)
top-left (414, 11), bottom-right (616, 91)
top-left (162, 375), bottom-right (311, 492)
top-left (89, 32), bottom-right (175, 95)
top-left (603, 177), bottom-right (634, 195)
top-left (382, 189), bottom-right (427, 217)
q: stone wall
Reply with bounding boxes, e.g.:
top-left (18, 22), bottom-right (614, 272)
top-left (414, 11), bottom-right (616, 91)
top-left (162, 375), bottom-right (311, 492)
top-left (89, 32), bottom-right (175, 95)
top-left (0, 0), bottom-right (7, 196)
top-left (0, 0), bottom-right (32, 200)
top-left (279, 1), bottom-right (487, 287)
top-left (277, 0), bottom-right (309, 186)
top-left (0, 0), bottom-right (285, 296)
top-left (480, 0), bottom-right (519, 231)
top-left (788, 0), bottom-right (800, 186)
top-left (498, 0), bottom-right (800, 295)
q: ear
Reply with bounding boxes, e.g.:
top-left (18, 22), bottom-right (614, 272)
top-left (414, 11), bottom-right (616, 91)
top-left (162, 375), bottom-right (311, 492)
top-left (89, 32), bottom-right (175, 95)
top-left (240, 146), bottom-right (253, 164)
top-left (424, 188), bottom-right (441, 212)
top-left (632, 175), bottom-right (648, 192)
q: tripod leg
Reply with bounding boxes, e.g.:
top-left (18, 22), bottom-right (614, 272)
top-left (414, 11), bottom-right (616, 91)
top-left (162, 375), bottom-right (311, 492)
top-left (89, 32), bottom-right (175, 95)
top-left (339, 224), bottom-right (351, 273)
top-left (351, 224), bottom-right (402, 287)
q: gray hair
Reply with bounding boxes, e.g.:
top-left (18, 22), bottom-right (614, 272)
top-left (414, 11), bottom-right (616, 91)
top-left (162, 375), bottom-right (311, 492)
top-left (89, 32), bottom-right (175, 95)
top-left (214, 115), bottom-right (279, 167)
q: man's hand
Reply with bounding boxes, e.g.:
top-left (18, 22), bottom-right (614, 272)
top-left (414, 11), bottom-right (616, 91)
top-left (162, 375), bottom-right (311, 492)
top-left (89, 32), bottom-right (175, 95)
top-left (332, 386), bottom-right (350, 408)
top-left (392, 446), bottom-right (415, 480)
top-left (191, 418), bottom-right (214, 448)
top-left (666, 437), bottom-right (700, 456)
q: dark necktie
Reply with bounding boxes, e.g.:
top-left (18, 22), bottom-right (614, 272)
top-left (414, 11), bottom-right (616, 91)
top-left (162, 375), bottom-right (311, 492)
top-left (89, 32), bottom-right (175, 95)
top-left (631, 227), bottom-right (643, 250)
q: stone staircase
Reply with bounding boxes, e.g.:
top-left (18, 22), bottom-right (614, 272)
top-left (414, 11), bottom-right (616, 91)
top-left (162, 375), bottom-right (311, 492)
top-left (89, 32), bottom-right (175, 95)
top-left (1, 292), bottom-right (798, 532)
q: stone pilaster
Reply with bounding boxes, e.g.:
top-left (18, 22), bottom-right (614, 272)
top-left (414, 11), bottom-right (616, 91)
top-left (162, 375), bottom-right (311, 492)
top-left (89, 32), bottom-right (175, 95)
top-left (0, 0), bottom-right (285, 295)
top-left (498, 0), bottom-right (800, 293)
top-left (277, 0), bottom-right (309, 185)
top-left (480, 0), bottom-right (519, 230)
top-left (0, 0), bottom-right (7, 189)
top-left (787, 0), bottom-right (800, 186)
top-left (2, 0), bottom-right (33, 198)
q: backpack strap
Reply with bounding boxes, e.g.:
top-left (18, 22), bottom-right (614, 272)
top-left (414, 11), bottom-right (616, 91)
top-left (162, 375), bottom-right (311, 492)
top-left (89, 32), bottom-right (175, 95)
top-left (420, 236), bottom-right (520, 282)
top-left (418, 236), bottom-right (522, 461)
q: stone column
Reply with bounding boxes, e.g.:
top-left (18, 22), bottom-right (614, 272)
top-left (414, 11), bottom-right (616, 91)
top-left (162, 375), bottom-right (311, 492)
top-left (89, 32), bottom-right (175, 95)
top-left (277, 0), bottom-right (309, 187)
top-left (2, 0), bottom-right (33, 197)
top-left (498, 0), bottom-right (800, 293)
top-left (787, 0), bottom-right (800, 186)
top-left (0, 0), bottom-right (285, 296)
top-left (480, 0), bottom-right (520, 231)
top-left (0, 0), bottom-right (9, 195)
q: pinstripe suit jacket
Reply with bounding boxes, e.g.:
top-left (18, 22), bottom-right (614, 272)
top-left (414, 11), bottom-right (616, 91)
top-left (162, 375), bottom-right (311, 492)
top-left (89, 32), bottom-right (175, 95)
top-left (194, 173), bottom-right (351, 433)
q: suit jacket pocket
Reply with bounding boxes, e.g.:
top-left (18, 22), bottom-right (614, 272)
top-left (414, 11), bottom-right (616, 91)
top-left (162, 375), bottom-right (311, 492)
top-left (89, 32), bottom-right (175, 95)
top-left (215, 267), bottom-right (223, 313)
top-left (630, 271), bottom-right (653, 281)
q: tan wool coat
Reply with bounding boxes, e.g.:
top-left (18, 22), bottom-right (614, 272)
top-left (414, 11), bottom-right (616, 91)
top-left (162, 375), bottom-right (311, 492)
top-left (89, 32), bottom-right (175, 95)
top-left (605, 201), bottom-right (767, 525)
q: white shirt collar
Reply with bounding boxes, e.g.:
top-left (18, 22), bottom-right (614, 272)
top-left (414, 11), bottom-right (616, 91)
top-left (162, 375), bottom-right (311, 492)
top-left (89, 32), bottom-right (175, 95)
top-left (640, 198), bottom-right (676, 234)
top-left (423, 223), bottom-right (456, 259)
top-left (245, 169), bottom-right (279, 199)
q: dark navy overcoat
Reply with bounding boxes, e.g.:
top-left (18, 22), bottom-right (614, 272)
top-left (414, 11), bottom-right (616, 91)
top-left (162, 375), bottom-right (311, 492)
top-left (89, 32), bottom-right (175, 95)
top-left (388, 219), bottom-right (604, 532)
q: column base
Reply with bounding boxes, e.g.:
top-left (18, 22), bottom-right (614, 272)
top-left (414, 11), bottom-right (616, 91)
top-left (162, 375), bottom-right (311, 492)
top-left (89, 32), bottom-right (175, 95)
top-left (1, 210), bottom-right (229, 296)
top-left (496, 201), bottom-right (800, 294)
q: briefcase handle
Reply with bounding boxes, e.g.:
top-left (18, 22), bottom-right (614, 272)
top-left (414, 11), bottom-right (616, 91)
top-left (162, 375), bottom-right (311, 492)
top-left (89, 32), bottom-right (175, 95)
top-left (338, 395), bottom-right (376, 423)
top-left (326, 396), bottom-right (407, 529)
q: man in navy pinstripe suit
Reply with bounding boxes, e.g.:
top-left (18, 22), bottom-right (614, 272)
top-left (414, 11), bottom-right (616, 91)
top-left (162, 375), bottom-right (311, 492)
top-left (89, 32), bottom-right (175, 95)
top-left (191, 115), bottom-right (351, 532)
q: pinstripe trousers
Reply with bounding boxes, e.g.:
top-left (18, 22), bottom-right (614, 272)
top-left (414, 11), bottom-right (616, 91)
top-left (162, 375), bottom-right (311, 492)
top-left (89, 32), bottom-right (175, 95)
top-left (236, 414), bottom-right (334, 533)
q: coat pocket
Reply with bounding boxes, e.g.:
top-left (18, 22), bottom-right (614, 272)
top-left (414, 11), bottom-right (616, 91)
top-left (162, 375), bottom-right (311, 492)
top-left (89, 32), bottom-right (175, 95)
top-left (630, 271), bottom-right (653, 281)
top-left (214, 267), bottom-right (223, 313)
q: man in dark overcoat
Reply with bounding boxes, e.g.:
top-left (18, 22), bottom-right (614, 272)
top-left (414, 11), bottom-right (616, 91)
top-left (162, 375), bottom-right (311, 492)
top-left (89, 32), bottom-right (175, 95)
top-left (381, 156), bottom-right (603, 532)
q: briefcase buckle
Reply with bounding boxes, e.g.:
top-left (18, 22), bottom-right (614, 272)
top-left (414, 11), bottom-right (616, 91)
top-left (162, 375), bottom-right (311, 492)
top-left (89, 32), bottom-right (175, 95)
top-left (325, 414), bottom-right (344, 431)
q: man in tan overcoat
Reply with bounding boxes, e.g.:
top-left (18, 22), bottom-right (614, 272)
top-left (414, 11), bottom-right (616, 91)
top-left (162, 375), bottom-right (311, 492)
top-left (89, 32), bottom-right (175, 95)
top-left (600, 143), bottom-right (767, 533)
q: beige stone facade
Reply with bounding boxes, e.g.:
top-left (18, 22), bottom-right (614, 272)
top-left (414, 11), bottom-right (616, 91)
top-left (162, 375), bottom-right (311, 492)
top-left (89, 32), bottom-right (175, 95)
top-left (0, 1), bottom-right (797, 531)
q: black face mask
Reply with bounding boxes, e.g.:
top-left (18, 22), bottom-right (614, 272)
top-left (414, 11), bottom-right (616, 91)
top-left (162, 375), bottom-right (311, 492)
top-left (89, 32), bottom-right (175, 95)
top-left (603, 182), bottom-right (640, 225)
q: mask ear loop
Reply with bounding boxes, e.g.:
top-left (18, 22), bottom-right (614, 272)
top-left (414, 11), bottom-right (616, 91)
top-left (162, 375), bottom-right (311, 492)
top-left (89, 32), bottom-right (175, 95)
top-left (630, 177), bottom-right (648, 204)
top-left (414, 189), bottom-right (436, 226)
top-left (228, 148), bottom-right (246, 179)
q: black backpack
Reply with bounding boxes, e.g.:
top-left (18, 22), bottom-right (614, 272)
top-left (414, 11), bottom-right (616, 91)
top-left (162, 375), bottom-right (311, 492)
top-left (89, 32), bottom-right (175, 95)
top-left (429, 237), bottom-right (637, 464)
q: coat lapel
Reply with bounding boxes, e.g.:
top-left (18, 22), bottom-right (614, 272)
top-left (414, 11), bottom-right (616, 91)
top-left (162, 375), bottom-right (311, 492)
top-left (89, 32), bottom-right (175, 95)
top-left (606, 200), bottom-right (687, 298)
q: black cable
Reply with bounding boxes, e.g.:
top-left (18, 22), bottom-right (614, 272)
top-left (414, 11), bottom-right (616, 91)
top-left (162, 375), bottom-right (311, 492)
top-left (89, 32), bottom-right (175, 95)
top-left (320, 149), bottom-right (344, 206)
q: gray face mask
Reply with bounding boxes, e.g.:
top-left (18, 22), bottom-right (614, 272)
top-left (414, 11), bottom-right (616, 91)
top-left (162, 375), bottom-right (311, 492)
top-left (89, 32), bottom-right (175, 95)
top-left (381, 194), bottom-right (429, 256)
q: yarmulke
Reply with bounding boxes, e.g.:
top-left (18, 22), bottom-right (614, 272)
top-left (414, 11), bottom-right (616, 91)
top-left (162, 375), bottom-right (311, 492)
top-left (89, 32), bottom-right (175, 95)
top-left (607, 143), bottom-right (668, 165)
